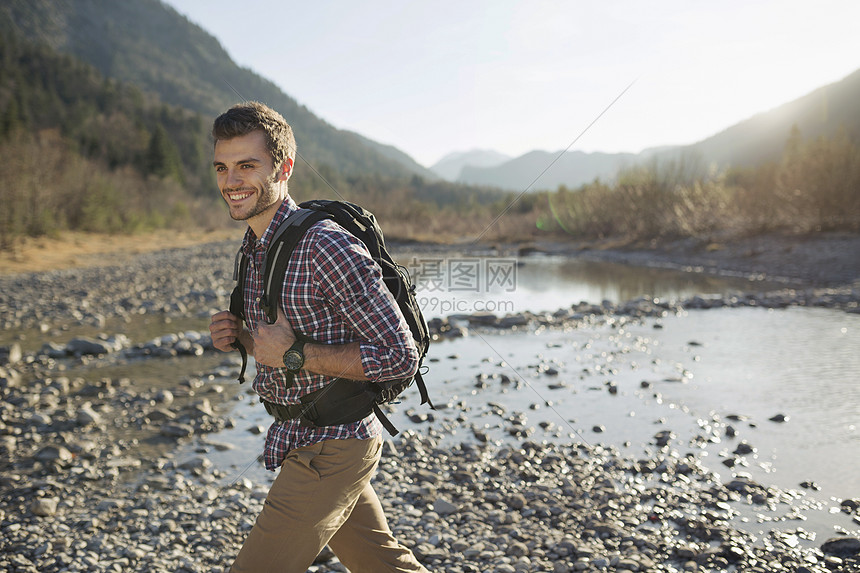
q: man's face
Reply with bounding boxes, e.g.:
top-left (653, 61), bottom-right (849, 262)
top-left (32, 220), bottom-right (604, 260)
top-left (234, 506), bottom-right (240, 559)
top-left (213, 130), bottom-right (282, 223)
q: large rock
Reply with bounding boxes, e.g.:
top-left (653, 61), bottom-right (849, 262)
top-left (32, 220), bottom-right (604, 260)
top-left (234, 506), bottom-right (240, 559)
top-left (161, 423), bottom-right (195, 438)
top-left (821, 537), bottom-right (860, 557)
top-left (30, 497), bottom-right (59, 517)
top-left (0, 366), bottom-right (22, 389)
top-left (77, 403), bottom-right (103, 426)
top-left (39, 342), bottom-right (67, 359)
top-left (66, 337), bottom-right (112, 356)
top-left (179, 456), bottom-right (212, 471)
top-left (66, 335), bottom-right (129, 356)
top-left (34, 445), bottom-right (74, 463)
top-left (433, 499), bottom-right (458, 515)
top-left (0, 343), bottom-right (22, 365)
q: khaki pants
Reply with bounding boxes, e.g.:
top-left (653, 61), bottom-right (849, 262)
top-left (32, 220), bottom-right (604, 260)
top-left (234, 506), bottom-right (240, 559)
top-left (230, 436), bottom-right (429, 573)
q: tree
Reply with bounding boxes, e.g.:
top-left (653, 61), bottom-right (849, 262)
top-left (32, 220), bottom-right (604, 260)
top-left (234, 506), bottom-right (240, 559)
top-left (145, 124), bottom-right (184, 183)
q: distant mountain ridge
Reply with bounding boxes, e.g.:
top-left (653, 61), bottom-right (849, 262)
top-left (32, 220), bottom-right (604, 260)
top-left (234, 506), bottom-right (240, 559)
top-left (458, 149), bottom-right (644, 191)
top-left (430, 149), bottom-right (511, 181)
top-left (438, 67), bottom-right (860, 191)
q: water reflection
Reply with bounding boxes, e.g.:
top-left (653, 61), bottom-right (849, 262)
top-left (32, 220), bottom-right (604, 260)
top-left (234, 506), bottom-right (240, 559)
top-left (405, 253), bottom-right (785, 318)
top-left (515, 256), bottom-right (770, 302)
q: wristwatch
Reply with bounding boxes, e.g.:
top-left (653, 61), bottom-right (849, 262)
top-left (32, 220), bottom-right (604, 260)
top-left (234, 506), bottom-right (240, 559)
top-left (282, 340), bottom-right (306, 373)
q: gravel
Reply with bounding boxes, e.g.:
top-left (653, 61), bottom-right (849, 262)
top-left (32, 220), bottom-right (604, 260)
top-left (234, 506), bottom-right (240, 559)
top-left (1, 237), bottom-right (859, 572)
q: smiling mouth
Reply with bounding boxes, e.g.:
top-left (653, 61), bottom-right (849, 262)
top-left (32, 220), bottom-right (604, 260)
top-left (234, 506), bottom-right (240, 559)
top-left (226, 189), bottom-right (254, 201)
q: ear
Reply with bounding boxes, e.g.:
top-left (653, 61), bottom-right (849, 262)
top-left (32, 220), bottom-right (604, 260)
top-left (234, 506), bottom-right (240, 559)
top-left (276, 158), bottom-right (293, 181)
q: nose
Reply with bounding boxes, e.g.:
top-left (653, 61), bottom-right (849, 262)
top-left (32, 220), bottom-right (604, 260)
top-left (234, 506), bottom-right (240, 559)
top-left (225, 167), bottom-right (243, 188)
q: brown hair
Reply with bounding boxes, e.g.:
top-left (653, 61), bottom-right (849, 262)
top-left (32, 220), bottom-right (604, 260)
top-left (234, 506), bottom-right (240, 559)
top-left (212, 101), bottom-right (296, 170)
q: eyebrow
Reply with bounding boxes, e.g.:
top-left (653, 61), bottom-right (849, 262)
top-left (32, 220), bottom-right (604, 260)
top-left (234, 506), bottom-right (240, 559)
top-left (212, 156), bottom-right (264, 167)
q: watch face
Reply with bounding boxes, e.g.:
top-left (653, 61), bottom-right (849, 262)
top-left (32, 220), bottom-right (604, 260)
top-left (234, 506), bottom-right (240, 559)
top-left (284, 349), bottom-right (303, 371)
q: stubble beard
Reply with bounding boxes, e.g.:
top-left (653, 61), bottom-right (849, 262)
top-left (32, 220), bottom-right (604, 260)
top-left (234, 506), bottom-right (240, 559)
top-left (227, 178), bottom-right (281, 222)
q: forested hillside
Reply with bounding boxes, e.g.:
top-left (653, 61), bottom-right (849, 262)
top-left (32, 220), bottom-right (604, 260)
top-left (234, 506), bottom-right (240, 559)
top-left (541, 127), bottom-right (860, 239)
top-left (0, 29), bottom-right (217, 245)
top-left (0, 0), bottom-right (437, 181)
top-left (0, 27), bottom-right (515, 247)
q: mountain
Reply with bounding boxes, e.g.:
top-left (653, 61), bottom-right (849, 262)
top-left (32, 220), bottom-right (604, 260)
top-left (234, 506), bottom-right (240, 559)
top-left (458, 149), bottom-right (644, 192)
top-left (4, 0), bottom-right (858, 195)
top-left (444, 67), bottom-right (860, 192)
top-left (671, 67), bottom-right (860, 170)
top-left (347, 132), bottom-right (438, 180)
top-left (0, 0), bottom-right (429, 181)
top-left (430, 149), bottom-right (511, 181)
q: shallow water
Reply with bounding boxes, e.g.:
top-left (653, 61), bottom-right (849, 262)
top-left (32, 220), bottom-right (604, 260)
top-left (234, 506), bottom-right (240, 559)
top-left (639, 306), bottom-right (859, 496)
top-left (405, 253), bottom-right (786, 319)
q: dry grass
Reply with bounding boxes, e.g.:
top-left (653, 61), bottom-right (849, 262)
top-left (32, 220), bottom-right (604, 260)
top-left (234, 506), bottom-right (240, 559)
top-left (0, 228), bottom-right (244, 275)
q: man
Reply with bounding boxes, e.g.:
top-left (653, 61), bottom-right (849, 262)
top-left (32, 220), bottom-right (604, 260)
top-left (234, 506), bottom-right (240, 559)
top-left (208, 101), bottom-right (429, 573)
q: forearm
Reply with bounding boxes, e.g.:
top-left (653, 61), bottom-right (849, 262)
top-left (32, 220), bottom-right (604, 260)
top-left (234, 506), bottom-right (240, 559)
top-left (302, 341), bottom-right (367, 380)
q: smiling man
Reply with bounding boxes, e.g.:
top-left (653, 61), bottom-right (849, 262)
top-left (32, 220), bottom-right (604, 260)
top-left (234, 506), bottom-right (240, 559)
top-left (208, 101), bottom-right (429, 572)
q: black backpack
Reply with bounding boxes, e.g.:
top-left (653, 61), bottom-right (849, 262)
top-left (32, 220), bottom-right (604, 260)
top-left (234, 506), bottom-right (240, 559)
top-left (228, 199), bottom-right (433, 435)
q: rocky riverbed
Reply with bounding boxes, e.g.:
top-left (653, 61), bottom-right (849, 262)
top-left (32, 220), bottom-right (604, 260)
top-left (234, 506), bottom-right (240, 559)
top-left (1, 238), bottom-right (859, 572)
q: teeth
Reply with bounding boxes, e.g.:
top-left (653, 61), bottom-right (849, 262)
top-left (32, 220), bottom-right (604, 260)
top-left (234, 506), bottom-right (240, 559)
top-left (229, 192), bottom-right (252, 200)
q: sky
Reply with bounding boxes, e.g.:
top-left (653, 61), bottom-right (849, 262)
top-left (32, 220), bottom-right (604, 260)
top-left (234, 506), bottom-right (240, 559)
top-left (164, 0), bottom-right (860, 168)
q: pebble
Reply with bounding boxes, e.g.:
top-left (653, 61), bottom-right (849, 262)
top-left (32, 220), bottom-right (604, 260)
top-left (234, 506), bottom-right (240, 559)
top-left (29, 498), bottom-right (59, 517)
top-left (76, 403), bottom-right (102, 426)
top-left (433, 499), bottom-right (459, 516)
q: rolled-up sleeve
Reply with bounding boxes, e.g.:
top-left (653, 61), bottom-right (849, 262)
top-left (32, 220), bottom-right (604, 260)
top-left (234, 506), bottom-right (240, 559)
top-left (309, 227), bottom-right (419, 382)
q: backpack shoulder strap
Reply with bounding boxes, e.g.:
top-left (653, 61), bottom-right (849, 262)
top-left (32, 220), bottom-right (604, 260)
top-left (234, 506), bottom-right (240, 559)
top-left (230, 247), bottom-right (249, 318)
top-left (259, 209), bottom-right (333, 324)
top-left (229, 248), bottom-right (250, 383)
top-left (226, 209), bottom-right (333, 383)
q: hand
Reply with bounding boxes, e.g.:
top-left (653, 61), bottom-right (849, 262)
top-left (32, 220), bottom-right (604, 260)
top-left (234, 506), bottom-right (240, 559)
top-left (209, 310), bottom-right (245, 353)
top-left (252, 306), bottom-right (296, 367)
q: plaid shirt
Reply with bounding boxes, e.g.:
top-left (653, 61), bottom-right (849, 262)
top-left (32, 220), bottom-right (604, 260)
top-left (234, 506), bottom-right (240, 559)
top-left (240, 197), bottom-right (418, 470)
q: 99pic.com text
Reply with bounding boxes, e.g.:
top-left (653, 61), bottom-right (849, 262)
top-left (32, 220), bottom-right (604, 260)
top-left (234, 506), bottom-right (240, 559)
top-left (417, 296), bottom-right (515, 316)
